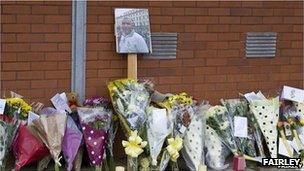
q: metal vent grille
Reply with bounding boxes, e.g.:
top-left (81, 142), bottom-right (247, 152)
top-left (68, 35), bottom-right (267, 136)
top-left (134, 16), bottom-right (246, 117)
top-left (246, 32), bottom-right (277, 58)
top-left (144, 33), bottom-right (177, 59)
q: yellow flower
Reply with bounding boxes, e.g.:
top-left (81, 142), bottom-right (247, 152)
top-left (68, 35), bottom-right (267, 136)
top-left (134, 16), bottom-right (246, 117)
top-left (122, 130), bottom-right (147, 158)
top-left (300, 119), bottom-right (304, 126)
top-left (166, 136), bottom-right (183, 162)
top-left (140, 157), bottom-right (150, 169)
top-left (205, 105), bottom-right (227, 119)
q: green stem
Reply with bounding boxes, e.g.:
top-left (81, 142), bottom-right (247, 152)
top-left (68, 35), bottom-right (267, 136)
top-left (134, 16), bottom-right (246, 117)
top-left (127, 156), bottom-right (138, 171)
top-left (95, 166), bottom-right (102, 171)
top-left (54, 163), bottom-right (60, 171)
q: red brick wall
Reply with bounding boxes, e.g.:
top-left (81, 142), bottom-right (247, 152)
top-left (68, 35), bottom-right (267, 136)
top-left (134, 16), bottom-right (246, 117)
top-left (1, 1), bottom-right (72, 104)
top-left (1, 1), bottom-right (303, 105)
top-left (86, 1), bottom-right (303, 104)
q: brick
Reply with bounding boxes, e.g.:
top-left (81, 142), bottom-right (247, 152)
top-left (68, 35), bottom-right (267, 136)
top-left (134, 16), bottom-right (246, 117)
top-left (242, 2), bottom-right (264, 7)
top-left (205, 75), bottom-right (227, 83)
top-left (270, 58), bottom-right (290, 65)
top-left (45, 34), bottom-right (71, 42)
top-left (194, 67), bottom-right (217, 75)
top-left (219, 17), bottom-right (240, 24)
top-left (184, 25), bottom-right (207, 32)
top-left (88, 15), bottom-right (98, 24)
top-left (216, 83), bottom-right (237, 90)
top-left (87, 43), bottom-right (112, 51)
top-left (45, 71), bottom-right (70, 79)
top-left (86, 70), bottom-right (98, 78)
top-left (3, 81), bottom-right (30, 89)
top-left (291, 41), bottom-right (303, 48)
top-left (281, 49), bottom-right (302, 57)
top-left (147, 68), bottom-right (177, 77)
top-left (173, 16), bottom-right (196, 24)
top-left (230, 8), bottom-right (252, 16)
top-left (241, 17), bottom-right (263, 24)
top-left (274, 9), bottom-right (296, 16)
top-left (32, 6), bottom-right (59, 14)
top-left (1, 72), bottom-right (16, 80)
top-left (160, 60), bottom-right (182, 67)
top-left (149, 2), bottom-right (173, 7)
top-left (2, 34), bottom-right (16, 42)
top-left (149, 8), bottom-right (162, 15)
top-left (208, 8), bottom-right (230, 16)
top-left (227, 58), bottom-right (249, 66)
top-left (31, 62), bottom-right (58, 70)
top-left (294, 25), bottom-right (303, 32)
top-left (2, 15), bottom-right (16, 23)
top-left (196, 33), bottom-right (218, 41)
top-left (207, 42), bottom-right (229, 49)
top-left (98, 15), bottom-right (114, 24)
top-left (17, 15), bottom-right (44, 23)
top-left (3, 62), bottom-right (30, 71)
top-left (2, 44), bottom-right (30, 52)
top-left (197, 1), bottom-right (219, 7)
top-left (17, 71), bottom-right (44, 80)
top-left (284, 17), bottom-right (303, 24)
top-left (1, 53), bottom-right (17, 61)
top-left (173, 1), bottom-right (196, 7)
top-left (217, 66), bottom-right (240, 74)
top-left (159, 76), bottom-right (182, 84)
top-left (180, 42), bottom-right (206, 50)
top-left (45, 52), bottom-right (70, 61)
top-left (161, 25), bottom-right (185, 32)
top-left (237, 82), bottom-right (260, 90)
top-left (98, 69), bottom-right (123, 77)
top-left (110, 60), bottom-right (127, 68)
top-left (272, 25), bottom-right (294, 32)
top-left (218, 33), bottom-right (239, 41)
top-left (195, 50), bottom-right (217, 58)
top-left (150, 16), bottom-right (172, 24)
top-left (31, 80), bottom-right (58, 88)
top-left (178, 50), bottom-right (194, 59)
top-left (263, 17), bottom-right (283, 24)
top-left (58, 61), bottom-right (71, 69)
top-left (270, 73), bottom-right (290, 81)
top-left (281, 33), bottom-right (302, 41)
top-left (31, 24), bottom-right (58, 33)
top-left (252, 9), bottom-right (273, 16)
top-left (182, 59), bottom-right (205, 67)
top-left (197, 16), bottom-right (218, 24)
top-left (281, 65), bottom-right (302, 73)
top-left (3, 24), bottom-right (30, 33)
top-left (220, 2), bottom-right (242, 7)
top-left (58, 43), bottom-right (71, 51)
top-left (206, 59), bottom-right (227, 66)
top-left (218, 50), bottom-right (239, 57)
top-left (98, 34), bottom-right (114, 42)
top-left (17, 89), bottom-right (45, 98)
top-left (185, 8), bottom-right (208, 15)
top-left (162, 8), bottom-right (185, 15)
top-left (59, 6), bottom-right (71, 15)
top-left (3, 5), bottom-right (31, 14)
top-left (194, 84), bottom-right (216, 92)
top-left (87, 6), bottom-right (112, 15)
top-left (45, 15), bottom-right (70, 24)
top-left (58, 24), bottom-right (71, 33)
top-left (87, 61), bottom-right (110, 69)
top-left (122, 1), bottom-right (149, 7)
top-left (30, 43), bottom-right (57, 52)
top-left (17, 52), bottom-right (45, 61)
top-left (17, 34), bottom-right (44, 42)
top-left (207, 25), bottom-right (230, 32)
top-left (87, 25), bottom-right (113, 33)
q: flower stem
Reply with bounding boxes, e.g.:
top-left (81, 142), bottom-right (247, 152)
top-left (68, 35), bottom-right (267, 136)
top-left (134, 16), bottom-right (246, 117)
top-left (127, 156), bottom-right (138, 171)
top-left (54, 163), bottom-right (60, 171)
top-left (95, 166), bottom-right (102, 171)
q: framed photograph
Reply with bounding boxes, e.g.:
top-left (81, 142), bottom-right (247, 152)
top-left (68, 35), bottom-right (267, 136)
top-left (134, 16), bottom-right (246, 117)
top-left (114, 8), bottom-right (152, 54)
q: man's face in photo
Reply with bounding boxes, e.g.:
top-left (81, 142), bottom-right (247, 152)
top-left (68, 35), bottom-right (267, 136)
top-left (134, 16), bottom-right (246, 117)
top-left (121, 18), bottom-right (133, 36)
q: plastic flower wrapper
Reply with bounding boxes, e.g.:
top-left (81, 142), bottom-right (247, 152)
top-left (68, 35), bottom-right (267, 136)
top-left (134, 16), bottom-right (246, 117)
top-left (27, 113), bottom-right (67, 171)
top-left (108, 78), bottom-right (150, 131)
top-left (13, 123), bottom-right (49, 171)
top-left (146, 106), bottom-right (172, 166)
top-left (0, 118), bottom-right (19, 171)
top-left (206, 105), bottom-right (238, 155)
top-left (221, 99), bottom-right (257, 157)
top-left (182, 103), bottom-right (209, 171)
top-left (249, 96), bottom-right (280, 158)
top-left (205, 125), bottom-right (231, 170)
top-left (62, 115), bottom-right (83, 171)
top-left (5, 97), bottom-right (32, 120)
top-left (77, 107), bottom-right (112, 170)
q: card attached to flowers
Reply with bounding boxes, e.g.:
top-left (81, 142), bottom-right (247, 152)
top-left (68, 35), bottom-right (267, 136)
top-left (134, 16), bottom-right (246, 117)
top-left (51, 93), bottom-right (71, 114)
top-left (0, 99), bottom-right (6, 115)
top-left (233, 116), bottom-right (248, 138)
top-left (281, 86), bottom-right (304, 103)
top-left (27, 111), bottom-right (40, 125)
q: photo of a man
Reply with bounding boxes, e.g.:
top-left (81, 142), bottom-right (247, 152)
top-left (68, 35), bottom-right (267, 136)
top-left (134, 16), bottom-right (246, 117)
top-left (115, 9), bottom-right (152, 54)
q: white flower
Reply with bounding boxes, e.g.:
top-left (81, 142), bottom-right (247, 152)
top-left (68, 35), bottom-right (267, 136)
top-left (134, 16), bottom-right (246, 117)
top-left (206, 105), bottom-right (227, 119)
top-left (220, 121), bottom-right (229, 130)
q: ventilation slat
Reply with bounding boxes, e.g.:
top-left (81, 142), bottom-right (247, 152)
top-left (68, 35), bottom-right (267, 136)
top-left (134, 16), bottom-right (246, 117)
top-left (144, 32), bottom-right (178, 59)
top-left (245, 32), bottom-right (277, 58)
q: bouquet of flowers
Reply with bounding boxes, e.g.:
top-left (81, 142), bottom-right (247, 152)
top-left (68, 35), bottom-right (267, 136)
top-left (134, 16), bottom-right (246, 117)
top-left (0, 117), bottom-right (19, 171)
top-left (108, 79), bottom-right (150, 171)
top-left (5, 98), bottom-right (32, 120)
top-left (221, 99), bottom-right (257, 157)
top-left (13, 123), bottom-right (49, 171)
top-left (78, 106), bottom-right (112, 171)
top-left (62, 115), bottom-right (83, 171)
top-left (249, 96), bottom-right (280, 158)
top-left (108, 79), bottom-right (150, 131)
top-left (27, 113), bottom-right (67, 171)
top-left (206, 105), bottom-right (238, 155)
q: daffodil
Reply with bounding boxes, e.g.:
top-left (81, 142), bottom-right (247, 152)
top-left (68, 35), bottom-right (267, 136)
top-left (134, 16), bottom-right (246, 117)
top-left (122, 130), bottom-right (147, 158)
top-left (166, 136), bottom-right (183, 162)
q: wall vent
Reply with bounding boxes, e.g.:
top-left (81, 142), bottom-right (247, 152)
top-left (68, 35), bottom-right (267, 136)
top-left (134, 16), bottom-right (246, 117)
top-left (245, 32), bottom-right (277, 58)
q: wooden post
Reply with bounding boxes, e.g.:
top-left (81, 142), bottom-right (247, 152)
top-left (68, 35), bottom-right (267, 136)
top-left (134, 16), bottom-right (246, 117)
top-left (127, 54), bottom-right (137, 78)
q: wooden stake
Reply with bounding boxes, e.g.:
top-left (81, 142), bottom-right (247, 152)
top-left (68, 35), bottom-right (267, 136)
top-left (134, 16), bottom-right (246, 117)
top-left (127, 54), bottom-right (137, 78)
